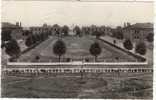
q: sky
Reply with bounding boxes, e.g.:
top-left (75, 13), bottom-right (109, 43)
top-left (2, 1), bottom-right (154, 27)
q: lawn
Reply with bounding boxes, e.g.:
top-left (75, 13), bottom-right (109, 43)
top-left (18, 36), bottom-right (139, 62)
top-left (2, 72), bottom-right (153, 99)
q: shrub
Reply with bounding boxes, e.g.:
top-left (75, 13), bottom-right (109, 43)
top-left (5, 39), bottom-right (21, 58)
top-left (135, 42), bottom-right (147, 55)
top-left (123, 39), bottom-right (133, 50)
top-left (146, 33), bottom-right (154, 42)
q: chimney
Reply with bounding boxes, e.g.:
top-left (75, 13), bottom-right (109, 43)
top-left (127, 22), bottom-right (131, 27)
top-left (124, 22), bottom-right (127, 27)
top-left (20, 22), bottom-right (22, 27)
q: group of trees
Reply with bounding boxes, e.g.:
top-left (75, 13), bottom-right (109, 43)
top-left (2, 29), bottom-right (12, 41)
top-left (25, 32), bottom-right (49, 47)
top-left (53, 24), bottom-right (70, 37)
top-left (81, 25), bottom-right (107, 38)
top-left (5, 39), bottom-right (21, 58)
top-left (53, 39), bottom-right (102, 62)
top-left (2, 29), bottom-right (21, 60)
top-left (146, 33), bottom-right (154, 42)
top-left (3, 39), bottom-right (21, 61)
top-left (123, 39), bottom-right (147, 55)
top-left (52, 24), bottom-right (107, 38)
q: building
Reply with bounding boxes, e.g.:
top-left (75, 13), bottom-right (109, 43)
top-left (2, 22), bottom-right (23, 41)
top-left (123, 23), bottom-right (153, 42)
top-left (30, 24), bottom-right (51, 35)
top-left (30, 24), bottom-right (62, 36)
top-left (81, 25), bottom-right (112, 36)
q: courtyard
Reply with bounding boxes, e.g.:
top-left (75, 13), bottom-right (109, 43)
top-left (18, 35), bottom-right (139, 62)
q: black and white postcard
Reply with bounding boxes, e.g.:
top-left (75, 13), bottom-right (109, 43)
top-left (1, 0), bottom-right (154, 99)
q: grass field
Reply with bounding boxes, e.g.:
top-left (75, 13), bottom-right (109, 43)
top-left (19, 36), bottom-right (138, 62)
top-left (2, 72), bottom-right (153, 99)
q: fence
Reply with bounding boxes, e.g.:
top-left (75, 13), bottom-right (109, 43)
top-left (2, 62), bottom-right (153, 74)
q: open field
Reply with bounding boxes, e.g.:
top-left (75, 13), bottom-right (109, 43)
top-left (18, 36), bottom-right (139, 62)
top-left (2, 72), bottom-right (152, 99)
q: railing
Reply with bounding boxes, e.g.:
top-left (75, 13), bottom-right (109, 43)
top-left (3, 61), bottom-right (152, 74)
top-left (7, 61), bottom-right (148, 66)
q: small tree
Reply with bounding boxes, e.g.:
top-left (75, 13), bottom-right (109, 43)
top-left (135, 42), bottom-right (147, 55)
top-left (146, 33), bottom-right (154, 42)
top-left (116, 32), bottom-right (123, 40)
top-left (123, 39), bottom-right (133, 50)
top-left (2, 29), bottom-right (12, 41)
top-left (53, 40), bottom-right (66, 62)
top-left (95, 31), bottom-right (102, 39)
top-left (61, 25), bottom-right (69, 36)
top-left (25, 36), bottom-right (34, 47)
top-left (23, 30), bottom-right (30, 36)
top-left (5, 39), bottom-right (21, 58)
top-left (89, 42), bottom-right (102, 62)
top-left (74, 26), bottom-right (81, 37)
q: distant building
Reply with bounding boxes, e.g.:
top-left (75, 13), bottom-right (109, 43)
top-left (30, 24), bottom-right (50, 35)
top-left (30, 24), bottom-right (61, 35)
top-left (2, 22), bottom-right (23, 41)
top-left (104, 26), bottom-right (112, 36)
top-left (81, 25), bottom-right (112, 36)
top-left (123, 23), bottom-right (153, 42)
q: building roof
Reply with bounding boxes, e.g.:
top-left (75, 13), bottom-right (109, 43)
top-left (124, 23), bottom-right (153, 29)
top-left (2, 22), bottom-right (20, 29)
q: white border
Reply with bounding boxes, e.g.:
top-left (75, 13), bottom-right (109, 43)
top-left (0, 1), bottom-right (155, 100)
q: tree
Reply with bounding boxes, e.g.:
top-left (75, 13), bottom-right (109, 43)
top-left (135, 42), bottom-right (147, 55)
top-left (25, 36), bottom-right (34, 47)
top-left (5, 39), bottom-right (21, 58)
top-left (23, 30), bottom-right (30, 36)
top-left (61, 25), bottom-right (69, 36)
top-left (2, 29), bottom-right (12, 41)
top-left (36, 34), bottom-right (41, 41)
top-left (146, 33), bottom-right (154, 42)
top-left (123, 39), bottom-right (133, 50)
top-left (116, 32), bottom-right (123, 40)
top-left (89, 42), bottom-right (102, 62)
top-left (74, 26), bottom-right (81, 37)
top-left (53, 40), bottom-right (66, 62)
top-left (40, 33), bottom-right (46, 41)
top-left (52, 24), bottom-right (60, 36)
top-left (95, 31), bottom-right (102, 39)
